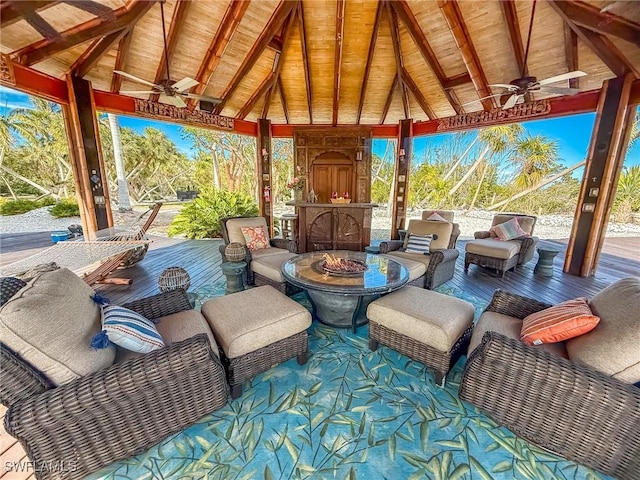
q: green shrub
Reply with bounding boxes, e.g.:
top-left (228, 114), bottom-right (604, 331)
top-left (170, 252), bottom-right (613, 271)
top-left (50, 198), bottom-right (80, 218)
top-left (38, 196), bottom-right (56, 207)
top-left (0, 199), bottom-right (41, 215)
top-left (168, 189), bottom-right (258, 239)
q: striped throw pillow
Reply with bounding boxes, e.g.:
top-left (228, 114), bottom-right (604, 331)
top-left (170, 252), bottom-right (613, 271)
top-left (490, 217), bottom-right (528, 241)
top-left (405, 233), bottom-right (433, 254)
top-left (521, 297), bottom-right (600, 345)
top-left (92, 305), bottom-right (165, 353)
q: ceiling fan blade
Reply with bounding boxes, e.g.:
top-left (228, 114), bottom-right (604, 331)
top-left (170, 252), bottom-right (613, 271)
top-left (172, 77), bottom-right (200, 92)
top-left (159, 94), bottom-right (187, 108)
top-left (114, 70), bottom-right (159, 88)
top-left (539, 85), bottom-right (581, 95)
top-left (460, 93), bottom-right (504, 108)
top-left (183, 93), bottom-right (222, 104)
top-left (502, 93), bottom-right (520, 110)
top-left (489, 83), bottom-right (518, 90)
top-left (120, 90), bottom-right (158, 95)
top-left (538, 70), bottom-right (587, 86)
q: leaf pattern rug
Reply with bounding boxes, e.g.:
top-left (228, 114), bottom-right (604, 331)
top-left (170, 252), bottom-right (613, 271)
top-left (89, 283), bottom-right (611, 480)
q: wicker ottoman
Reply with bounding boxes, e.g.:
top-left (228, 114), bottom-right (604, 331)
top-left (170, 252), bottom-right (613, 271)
top-left (201, 286), bottom-right (312, 398)
top-left (367, 286), bottom-right (475, 385)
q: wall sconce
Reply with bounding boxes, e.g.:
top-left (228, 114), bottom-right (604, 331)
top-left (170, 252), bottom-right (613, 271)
top-left (356, 151), bottom-right (363, 161)
top-left (261, 148), bottom-right (269, 162)
top-left (399, 148), bottom-right (406, 162)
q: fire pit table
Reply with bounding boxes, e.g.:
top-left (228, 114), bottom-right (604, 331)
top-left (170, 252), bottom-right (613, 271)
top-left (282, 250), bottom-right (409, 332)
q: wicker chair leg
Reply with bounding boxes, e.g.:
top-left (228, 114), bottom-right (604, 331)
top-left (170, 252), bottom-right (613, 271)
top-left (230, 383), bottom-right (243, 399)
top-left (297, 351), bottom-right (308, 365)
top-left (369, 338), bottom-right (379, 351)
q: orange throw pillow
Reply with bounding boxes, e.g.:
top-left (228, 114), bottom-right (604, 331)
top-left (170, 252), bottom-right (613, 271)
top-left (240, 225), bottom-right (269, 251)
top-left (520, 297), bottom-right (600, 345)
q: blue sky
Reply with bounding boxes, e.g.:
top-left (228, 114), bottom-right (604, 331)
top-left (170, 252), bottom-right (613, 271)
top-left (1, 85), bottom-right (638, 168)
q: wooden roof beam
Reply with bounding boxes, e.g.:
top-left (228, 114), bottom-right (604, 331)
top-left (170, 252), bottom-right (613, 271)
top-left (391, 0), bottom-right (467, 116)
top-left (12, 0), bottom-right (156, 66)
top-left (438, 0), bottom-right (495, 111)
top-left (401, 67), bottom-right (435, 119)
top-left (8, 1), bottom-right (59, 39)
top-left (554, 0), bottom-right (640, 48)
top-left (380, 73), bottom-right (398, 125)
top-left (386, 2), bottom-right (409, 119)
top-left (298, 1), bottom-right (313, 123)
top-left (150, 0), bottom-right (191, 102)
top-left (278, 76), bottom-right (289, 124)
top-left (262, 10), bottom-right (296, 119)
top-left (186, 0), bottom-right (250, 109)
top-left (356, 1), bottom-right (382, 124)
top-left (63, 0), bottom-right (113, 17)
top-left (70, 28), bottom-right (128, 78)
top-left (237, 72), bottom-right (274, 120)
top-left (214, 0), bottom-right (298, 114)
top-left (564, 24), bottom-right (579, 89)
top-left (500, 0), bottom-right (526, 76)
top-left (110, 30), bottom-right (132, 92)
top-left (332, 0), bottom-right (346, 125)
top-left (1, 1), bottom-right (58, 28)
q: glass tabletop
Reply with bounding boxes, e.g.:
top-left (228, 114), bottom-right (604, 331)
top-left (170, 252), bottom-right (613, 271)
top-left (281, 250), bottom-right (409, 295)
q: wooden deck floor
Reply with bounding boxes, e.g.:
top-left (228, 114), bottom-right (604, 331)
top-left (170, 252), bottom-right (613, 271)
top-left (0, 232), bottom-right (638, 478)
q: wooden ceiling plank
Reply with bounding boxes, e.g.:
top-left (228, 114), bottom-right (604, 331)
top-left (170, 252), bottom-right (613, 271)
top-left (438, 0), bottom-right (495, 111)
top-left (298, 1), bottom-right (313, 123)
top-left (500, 0), bottom-right (526, 76)
top-left (111, 30), bottom-right (132, 93)
top-left (401, 67), bottom-right (435, 119)
top-left (150, 0), bottom-right (191, 102)
top-left (356, 1), bottom-right (382, 125)
top-left (237, 72), bottom-right (274, 120)
top-left (70, 28), bottom-right (128, 78)
top-left (186, 0), bottom-right (250, 109)
top-left (16, 7), bottom-right (59, 39)
top-left (386, 1), bottom-right (409, 119)
top-left (564, 23), bottom-right (579, 89)
top-left (63, 0), bottom-right (114, 17)
top-left (332, 0), bottom-right (346, 125)
top-left (262, 10), bottom-right (296, 119)
top-left (1, 1), bottom-right (59, 28)
top-left (12, 0), bottom-right (156, 66)
top-left (278, 76), bottom-right (289, 124)
top-left (380, 73), bottom-right (398, 125)
top-left (214, 0), bottom-right (298, 114)
top-left (556, 0), bottom-right (640, 48)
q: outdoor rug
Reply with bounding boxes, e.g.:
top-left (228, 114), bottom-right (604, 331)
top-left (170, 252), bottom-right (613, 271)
top-left (89, 283), bottom-right (611, 480)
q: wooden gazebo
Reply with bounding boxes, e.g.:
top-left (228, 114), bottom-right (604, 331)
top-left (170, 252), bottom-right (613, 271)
top-left (1, 0), bottom-right (638, 276)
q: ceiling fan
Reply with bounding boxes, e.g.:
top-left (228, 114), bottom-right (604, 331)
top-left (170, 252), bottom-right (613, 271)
top-left (115, 2), bottom-right (221, 109)
top-left (465, 0), bottom-right (587, 111)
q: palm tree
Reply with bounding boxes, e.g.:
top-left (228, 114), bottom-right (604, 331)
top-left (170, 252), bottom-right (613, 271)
top-left (627, 109), bottom-right (639, 151)
top-left (510, 134), bottom-right (561, 189)
top-left (107, 113), bottom-right (132, 211)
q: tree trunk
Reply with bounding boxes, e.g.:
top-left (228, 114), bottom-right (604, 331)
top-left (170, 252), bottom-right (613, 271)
top-left (442, 135), bottom-right (478, 181)
top-left (469, 162), bottom-right (488, 211)
top-left (487, 161), bottom-right (586, 210)
top-left (0, 164), bottom-right (58, 198)
top-left (449, 144), bottom-right (490, 196)
top-left (212, 148), bottom-right (220, 189)
top-left (108, 114), bottom-right (132, 211)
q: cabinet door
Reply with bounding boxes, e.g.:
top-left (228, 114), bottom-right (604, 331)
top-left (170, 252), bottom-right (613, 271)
top-left (313, 166), bottom-right (332, 203)
top-left (334, 166), bottom-right (352, 198)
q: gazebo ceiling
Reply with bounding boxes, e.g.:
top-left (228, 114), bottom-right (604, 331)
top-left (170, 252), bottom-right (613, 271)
top-left (1, 0), bottom-right (639, 126)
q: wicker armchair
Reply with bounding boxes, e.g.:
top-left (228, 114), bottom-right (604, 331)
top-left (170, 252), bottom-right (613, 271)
top-left (459, 289), bottom-right (640, 480)
top-left (1, 290), bottom-right (228, 480)
top-left (379, 219), bottom-right (459, 290)
top-left (219, 216), bottom-right (300, 295)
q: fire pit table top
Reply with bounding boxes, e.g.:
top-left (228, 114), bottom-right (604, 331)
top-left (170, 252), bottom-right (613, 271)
top-left (281, 250), bottom-right (409, 295)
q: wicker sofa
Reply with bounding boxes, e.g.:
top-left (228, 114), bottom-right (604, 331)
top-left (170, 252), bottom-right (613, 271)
top-left (459, 278), bottom-right (640, 480)
top-left (0, 269), bottom-right (228, 480)
top-left (219, 216), bottom-right (300, 295)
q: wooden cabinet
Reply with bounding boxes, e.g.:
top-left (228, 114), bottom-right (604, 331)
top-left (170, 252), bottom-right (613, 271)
top-left (311, 157), bottom-right (354, 203)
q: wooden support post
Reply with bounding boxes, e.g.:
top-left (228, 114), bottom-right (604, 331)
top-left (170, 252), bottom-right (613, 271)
top-left (391, 119), bottom-right (412, 239)
top-left (564, 74), bottom-right (634, 277)
top-left (257, 118), bottom-right (274, 237)
top-left (63, 75), bottom-right (113, 239)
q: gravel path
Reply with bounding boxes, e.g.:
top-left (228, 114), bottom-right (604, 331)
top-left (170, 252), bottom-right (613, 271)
top-left (2, 205), bottom-right (639, 240)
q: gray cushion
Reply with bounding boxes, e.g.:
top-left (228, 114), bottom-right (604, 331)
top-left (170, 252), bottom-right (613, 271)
top-left (226, 217), bottom-right (270, 245)
top-left (201, 285), bottom-right (311, 358)
top-left (251, 251), bottom-right (297, 282)
top-left (383, 253), bottom-right (428, 281)
top-left (566, 277), bottom-right (640, 383)
top-left (465, 238), bottom-right (521, 259)
top-left (0, 268), bottom-right (115, 385)
top-left (403, 220), bottom-right (453, 251)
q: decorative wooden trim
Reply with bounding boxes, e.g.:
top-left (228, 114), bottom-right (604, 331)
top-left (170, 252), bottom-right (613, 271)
top-left (278, 76), bottom-right (289, 124)
top-left (297, 2), bottom-right (313, 123)
top-left (332, 0), bottom-right (346, 125)
top-left (70, 28), bottom-right (128, 78)
top-left (110, 31), bottom-right (132, 93)
top-left (263, 10), bottom-right (296, 118)
top-left (0, 54), bottom-right (16, 86)
top-left (214, 0), bottom-right (297, 114)
top-left (386, 2), bottom-right (410, 119)
top-left (12, 1), bottom-right (154, 66)
top-left (391, 119), bottom-right (412, 239)
top-left (133, 98), bottom-right (235, 129)
top-left (356, 1), bottom-right (382, 124)
top-left (564, 24), bottom-right (579, 89)
top-left (0, 57), bottom-right (68, 103)
top-left (151, 0), bottom-right (191, 102)
top-left (238, 72), bottom-right (274, 120)
top-left (186, 0), bottom-right (249, 108)
top-left (438, 0), bottom-right (495, 111)
top-left (380, 74), bottom-right (398, 125)
top-left (257, 119), bottom-right (273, 235)
top-left (554, 0), bottom-right (640, 48)
top-left (1, 1), bottom-right (58, 28)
